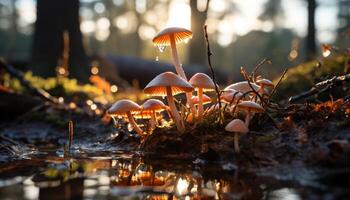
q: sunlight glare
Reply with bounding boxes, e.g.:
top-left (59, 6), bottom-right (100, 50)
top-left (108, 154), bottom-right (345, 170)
top-left (166, 1), bottom-right (191, 29)
top-left (81, 20), bottom-right (96, 34)
top-left (176, 178), bottom-right (189, 196)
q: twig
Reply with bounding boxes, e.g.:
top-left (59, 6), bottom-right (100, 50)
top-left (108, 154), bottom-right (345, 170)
top-left (269, 68), bottom-right (288, 99)
top-left (65, 120), bottom-right (74, 157)
top-left (68, 120), bottom-right (74, 151)
top-left (0, 58), bottom-right (58, 104)
top-left (289, 73), bottom-right (350, 102)
top-left (204, 25), bottom-right (221, 109)
top-left (0, 135), bottom-right (18, 145)
top-left (251, 58), bottom-right (272, 82)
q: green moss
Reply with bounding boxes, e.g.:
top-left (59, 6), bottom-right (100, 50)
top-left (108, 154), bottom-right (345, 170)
top-left (274, 55), bottom-right (348, 100)
top-left (3, 71), bottom-right (118, 102)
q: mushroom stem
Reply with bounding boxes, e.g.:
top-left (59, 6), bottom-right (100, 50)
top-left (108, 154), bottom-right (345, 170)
top-left (234, 133), bottom-right (240, 153)
top-left (244, 109), bottom-right (251, 127)
top-left (197, 88), bottom-right (204, 121)
top-left (169, 33), bottom-right (186, 79)
top-left (126, 111), bottom-right (144, 136)
top-left (169, 34), bottom-right (196, 118)
top-left (149, 110), bottom-right (157, 130)
top-left (166, 86), bottom-right (185, 133)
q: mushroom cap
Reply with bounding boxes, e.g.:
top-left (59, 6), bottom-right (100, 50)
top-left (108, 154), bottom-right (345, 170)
top-left (225, 81), bottom-right (260, 93)
top-left (256, 79), bottom-right (274, 87)
top-left (221, 89), bottom-right (243, 103)
top-left (152, 27), bottom-right (193, 46)
top-left (107, 99), bottom-right (141, 115)
top-left (191, 94), bottom-right (212, 105)
top-left (142, 99), bottom-right (168, 112)
top-left (144, 72), bottom-right (193, 96)
top-left (189, 73), bottom-right (216, 91)
top-left (237, 101), bottom-right (264, 113)
top-left (225, 119), bottom-right (249, 134)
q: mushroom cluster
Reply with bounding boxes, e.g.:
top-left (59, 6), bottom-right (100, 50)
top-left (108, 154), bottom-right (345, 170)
top-left (106, 26), bottom-right (274, 153)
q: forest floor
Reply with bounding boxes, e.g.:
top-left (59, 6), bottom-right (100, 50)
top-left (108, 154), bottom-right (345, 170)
top-left (0, 55), bottom-right (350, 199)
top-left (0, 93), bottom-right (350, 199)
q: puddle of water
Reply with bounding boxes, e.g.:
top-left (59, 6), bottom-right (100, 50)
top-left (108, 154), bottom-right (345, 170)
top-left (0, 153), bottom-right (303, 200)
top-left (0, 148), bottom-right (347, 200)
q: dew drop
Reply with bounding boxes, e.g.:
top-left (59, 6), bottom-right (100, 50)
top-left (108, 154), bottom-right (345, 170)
top-left (155, 56), bottom-right (159, 62)
top-left (157, 45), bottom-right (166, 53)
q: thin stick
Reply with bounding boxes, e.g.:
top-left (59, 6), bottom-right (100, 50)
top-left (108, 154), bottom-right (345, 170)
top-left (270, 68), bottom-right (288, 99)
top-left (289, 73), bottom-right (350, 102)
top-left (68, 120), bottom-right (74, 151)
top-left (251, 58), bottom-right (272, 82)
top-left (204, 25), bottom-right (221, 109)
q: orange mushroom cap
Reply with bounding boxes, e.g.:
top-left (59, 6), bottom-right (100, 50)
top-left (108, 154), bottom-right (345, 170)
top-left (107, 99), bottom-right (141, 116)
top-left (144, 72), bottom-right (193, 96)
top-left (141, 99), bottom-right (168, 112)
top-left (152, 27), bottom-right (193, 46)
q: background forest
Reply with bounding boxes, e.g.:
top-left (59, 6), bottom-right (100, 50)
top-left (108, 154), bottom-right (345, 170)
top-left (0, 0), bottom-right (349, 85)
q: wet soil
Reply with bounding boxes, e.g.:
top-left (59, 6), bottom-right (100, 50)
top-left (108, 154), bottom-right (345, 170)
top-left (0, 103), bottom-right (350, 199)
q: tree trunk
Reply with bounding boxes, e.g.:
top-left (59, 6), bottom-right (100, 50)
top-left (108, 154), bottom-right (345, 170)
top-left (31, 0), bottom-right (89, 82)
top-left (306, 0), bottom-right (317, 60)
top-left (188, 0), bottom-right (208, 66)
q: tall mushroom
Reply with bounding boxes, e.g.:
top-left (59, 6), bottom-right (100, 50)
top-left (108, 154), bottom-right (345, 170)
top-left (144, 72), bottom-right (193, 133)
top-left (189, 73), bottom-right (216, 121)
top-left (107, 99), bottom-right (144, 136)
top-left (152, 27), bottom-right (196, 116)
top-left (141, 99), bottom-right (169, 130)
top-left (225, 119), bottom-right (249, 153)
top-left (237, 101), bottom-right (264, 127)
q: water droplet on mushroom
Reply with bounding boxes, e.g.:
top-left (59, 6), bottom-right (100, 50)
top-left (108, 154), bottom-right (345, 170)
top-left (157, 45), bottom-right (166, 53)
top-left (184, 38), bottom-right (189, 44)
top-left (155, 56), bottom-right (159, 62)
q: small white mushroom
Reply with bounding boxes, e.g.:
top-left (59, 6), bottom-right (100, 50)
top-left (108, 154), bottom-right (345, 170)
top-left (225, 119), bottom-right (249, 152)
top-left (189, 73), bottom-right (216, 121)
top-left (237, 101), bottom-right (264, 127)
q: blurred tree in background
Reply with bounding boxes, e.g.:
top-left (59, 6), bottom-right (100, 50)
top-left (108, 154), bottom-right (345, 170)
top-left (31, 0), bottom-right (89, 82)
top-left (0, 0), bottom-right (348, 82)
top-left (188, 0), bottom-right (209, 66)
top-left (306, 0), bottom-right (317, 60)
